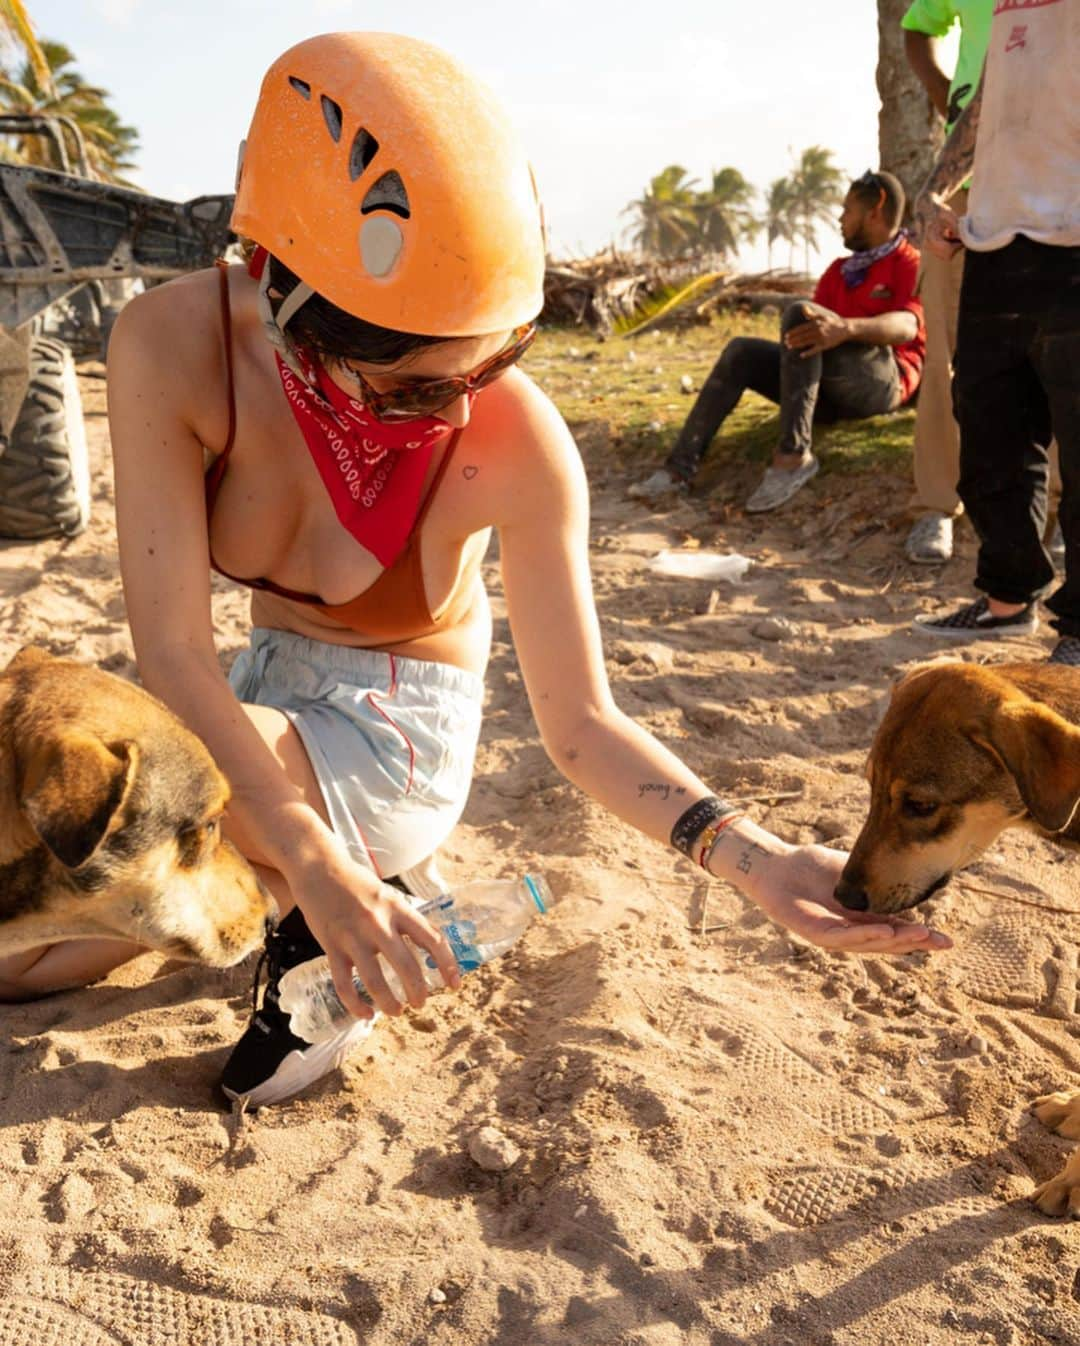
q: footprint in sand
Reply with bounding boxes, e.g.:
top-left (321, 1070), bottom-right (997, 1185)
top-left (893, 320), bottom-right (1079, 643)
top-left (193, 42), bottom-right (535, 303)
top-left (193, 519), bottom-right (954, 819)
top-left (950, 915), bottom-right (1056, 1009)
top-left (0, 1268), bottom-right (355, 1346)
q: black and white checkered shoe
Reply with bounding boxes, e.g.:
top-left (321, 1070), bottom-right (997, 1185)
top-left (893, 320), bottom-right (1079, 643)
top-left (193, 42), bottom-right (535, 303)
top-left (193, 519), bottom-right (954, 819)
top-left (912, 596), bottom-right (1038, 641)
top-left (1048, 636), bottom-right (1080, 667)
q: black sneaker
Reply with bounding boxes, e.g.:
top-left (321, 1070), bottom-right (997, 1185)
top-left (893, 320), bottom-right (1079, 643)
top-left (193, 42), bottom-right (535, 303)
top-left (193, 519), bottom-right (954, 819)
top-left (1048, 636), bottom-right (1080, 667)
top-left (912, 596), bottom-right (1038, 641)
top-left (219, 907), bottom-right (377, 1109)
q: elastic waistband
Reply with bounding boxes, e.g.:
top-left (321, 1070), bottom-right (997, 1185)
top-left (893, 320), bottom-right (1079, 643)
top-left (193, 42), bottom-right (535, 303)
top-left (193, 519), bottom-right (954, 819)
top-left (245, 627), bottom-right (484, 700)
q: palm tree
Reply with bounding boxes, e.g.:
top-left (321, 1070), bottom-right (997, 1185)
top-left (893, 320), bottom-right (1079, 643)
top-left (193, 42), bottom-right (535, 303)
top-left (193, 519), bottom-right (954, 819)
top-left (787, 146), bottom-right (846, 272)
top-left (0, 0), bottom-right (51, 94)
top-left (0, 39), bottom-right (139, 180)
top-left (622, 164), bottom-right (700, 258)
top-left (695, 167), bottom-right (758, 260)
top-left (764, 176), bottom-right (799, 270)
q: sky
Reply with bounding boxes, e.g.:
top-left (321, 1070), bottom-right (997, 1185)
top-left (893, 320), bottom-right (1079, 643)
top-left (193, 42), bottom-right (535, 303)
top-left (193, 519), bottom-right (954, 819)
top-left (29, 0), bottom-right (957, 273)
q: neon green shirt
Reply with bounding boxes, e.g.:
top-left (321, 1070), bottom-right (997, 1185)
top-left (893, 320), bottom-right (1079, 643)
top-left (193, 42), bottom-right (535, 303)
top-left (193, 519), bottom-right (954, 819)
top-left (901, 0), bottom-right (993, 128)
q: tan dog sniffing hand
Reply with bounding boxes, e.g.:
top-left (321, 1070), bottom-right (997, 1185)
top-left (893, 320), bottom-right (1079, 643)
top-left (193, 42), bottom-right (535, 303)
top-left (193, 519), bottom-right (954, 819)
top-left (837, 658), bottom-right (1080, 1216)
top-left (836, 661), bottom-right (1080, 916)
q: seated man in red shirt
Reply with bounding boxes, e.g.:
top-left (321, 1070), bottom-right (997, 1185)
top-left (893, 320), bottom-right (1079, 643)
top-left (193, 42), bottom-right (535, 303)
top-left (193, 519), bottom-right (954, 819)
top-left (629, 170), bottom-right (926, 512)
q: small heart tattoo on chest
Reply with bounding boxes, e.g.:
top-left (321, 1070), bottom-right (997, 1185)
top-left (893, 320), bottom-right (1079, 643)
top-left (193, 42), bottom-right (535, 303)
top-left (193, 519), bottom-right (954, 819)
top-left (462, 465), bottom-right (479, 479)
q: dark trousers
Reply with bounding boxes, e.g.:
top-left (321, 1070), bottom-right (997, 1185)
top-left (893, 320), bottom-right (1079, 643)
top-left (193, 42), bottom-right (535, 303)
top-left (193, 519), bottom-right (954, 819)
top-left (954, 235), bottom-right (1080, 636)
top-left (665, 300), bottom-right (903, 481)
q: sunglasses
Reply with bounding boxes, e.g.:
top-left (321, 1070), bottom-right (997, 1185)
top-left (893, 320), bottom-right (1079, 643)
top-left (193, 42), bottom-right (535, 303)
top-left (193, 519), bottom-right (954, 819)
top-left (339, 323), bottom-right (537, 422)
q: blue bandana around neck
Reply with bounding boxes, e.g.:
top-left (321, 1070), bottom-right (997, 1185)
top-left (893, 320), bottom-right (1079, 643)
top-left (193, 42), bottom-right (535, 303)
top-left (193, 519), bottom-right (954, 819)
top-left (840, 229), bottom-right (907, 289)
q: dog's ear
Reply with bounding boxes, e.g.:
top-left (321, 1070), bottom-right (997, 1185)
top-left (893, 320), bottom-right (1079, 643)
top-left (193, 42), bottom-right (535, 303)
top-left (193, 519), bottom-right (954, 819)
top-left (4, 645), bottom-right (51, 674)
top-left (974, 701), bottom-right (1080, 833)
top-left (17, 734), bottom-right (139, 869)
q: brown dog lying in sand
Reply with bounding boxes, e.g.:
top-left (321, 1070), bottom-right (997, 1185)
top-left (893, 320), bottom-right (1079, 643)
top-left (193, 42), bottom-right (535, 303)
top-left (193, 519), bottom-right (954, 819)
top-left (836, 659), bottom-right (1080, 1216)
top-left (0, 647), bottom-right (273, 979)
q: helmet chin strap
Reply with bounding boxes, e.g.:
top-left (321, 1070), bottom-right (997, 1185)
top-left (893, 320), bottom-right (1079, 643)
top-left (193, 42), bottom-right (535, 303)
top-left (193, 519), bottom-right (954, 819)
top-left (255, 262), bottom-right (313, 379)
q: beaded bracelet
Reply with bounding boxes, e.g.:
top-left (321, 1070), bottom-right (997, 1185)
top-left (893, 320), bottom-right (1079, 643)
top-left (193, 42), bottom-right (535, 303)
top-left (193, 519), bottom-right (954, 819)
top-left (670, 795), bottom-right (740, 860)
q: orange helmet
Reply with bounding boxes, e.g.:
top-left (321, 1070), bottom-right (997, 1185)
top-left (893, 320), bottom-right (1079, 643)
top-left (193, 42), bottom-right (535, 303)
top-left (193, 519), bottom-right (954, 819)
top-left (232, 32), bottom-right (546, 338)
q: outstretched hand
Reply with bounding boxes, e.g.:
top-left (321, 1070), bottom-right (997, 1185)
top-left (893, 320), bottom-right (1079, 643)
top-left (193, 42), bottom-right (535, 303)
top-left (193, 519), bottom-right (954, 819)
top-left (734, 841), bottom-right (953, 956)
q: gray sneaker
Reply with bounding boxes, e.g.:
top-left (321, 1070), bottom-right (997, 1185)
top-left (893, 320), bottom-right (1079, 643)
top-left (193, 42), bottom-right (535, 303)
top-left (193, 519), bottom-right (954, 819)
top-left (1048, 636), bottom-right (1080, 666)
top-left (905, 512), bottom-right (954, 564)
top-left (627, 468), bottom-right (688, 502)
top-left (912, 595), bottom-right (1038, 641)
top-left (745, 456), bottom-right (820, 513)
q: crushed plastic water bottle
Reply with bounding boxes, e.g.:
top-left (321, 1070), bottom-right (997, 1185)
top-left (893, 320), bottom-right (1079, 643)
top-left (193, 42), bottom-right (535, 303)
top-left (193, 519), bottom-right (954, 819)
top-left (648, 550), bottom-right (752, 582)
top-left (277, 874), bottom-right (557, 1044)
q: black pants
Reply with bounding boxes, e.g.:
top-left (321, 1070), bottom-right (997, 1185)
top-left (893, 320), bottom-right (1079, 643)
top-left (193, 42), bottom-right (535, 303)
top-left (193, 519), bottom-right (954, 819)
top-left (954, 236), bottom-right (1080, 636)
top-left (665, 300), bottom-right (903, 481)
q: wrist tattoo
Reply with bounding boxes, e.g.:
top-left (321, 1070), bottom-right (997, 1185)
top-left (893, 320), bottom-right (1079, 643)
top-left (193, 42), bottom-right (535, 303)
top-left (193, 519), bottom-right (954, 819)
top-left (670, 795), bottom-right (739, 859)
top-left (736, 841), bottom-right (768, 875)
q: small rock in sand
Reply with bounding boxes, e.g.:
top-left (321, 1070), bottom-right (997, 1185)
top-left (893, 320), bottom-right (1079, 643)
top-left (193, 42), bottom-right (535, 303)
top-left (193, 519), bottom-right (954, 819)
top-left (468, 1126), bottom-right (521, 1172)
top-left (429, 1287), bottom-right (447, 1304)
top-left (679, 374), bottom-right (694, 392)
top-left (752, 616), bottom-right (800, 642)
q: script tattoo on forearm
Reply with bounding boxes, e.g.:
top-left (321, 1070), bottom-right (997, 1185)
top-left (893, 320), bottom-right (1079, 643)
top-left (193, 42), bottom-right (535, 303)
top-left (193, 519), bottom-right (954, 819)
top-left (920, 68), bottom-right (983, 202)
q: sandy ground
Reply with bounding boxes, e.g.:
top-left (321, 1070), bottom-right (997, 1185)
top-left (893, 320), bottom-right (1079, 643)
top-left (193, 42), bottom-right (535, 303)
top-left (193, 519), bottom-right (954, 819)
top-left (0, 368), bottom-right (1077, 1346)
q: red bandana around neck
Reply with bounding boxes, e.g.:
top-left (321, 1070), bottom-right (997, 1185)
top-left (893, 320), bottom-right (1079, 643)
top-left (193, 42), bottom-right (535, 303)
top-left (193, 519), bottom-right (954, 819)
top-left (249, 246), bottom-right (455, 569)
top-left (276, 352), bottom-right (456, 568)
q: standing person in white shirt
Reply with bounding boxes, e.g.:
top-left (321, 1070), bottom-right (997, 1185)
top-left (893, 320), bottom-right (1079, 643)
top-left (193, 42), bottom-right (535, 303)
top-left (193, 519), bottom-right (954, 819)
top-left (913, 0), bottom-right (1079, 665)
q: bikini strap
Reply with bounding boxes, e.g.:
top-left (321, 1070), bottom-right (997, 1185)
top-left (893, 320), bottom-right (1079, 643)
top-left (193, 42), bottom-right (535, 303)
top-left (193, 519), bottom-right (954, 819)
top-left (413, 428), bottom-right (463, 529)
top-left (215, 259), bottom-right (238, 459)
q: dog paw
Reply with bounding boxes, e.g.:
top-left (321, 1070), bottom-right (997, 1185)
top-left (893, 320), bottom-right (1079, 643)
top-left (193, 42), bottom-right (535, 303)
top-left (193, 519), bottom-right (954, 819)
top-left (1030, 1151), bottom-right (1080, 1218)
top-left (1032, 1089), bottom-right (1080, 1140)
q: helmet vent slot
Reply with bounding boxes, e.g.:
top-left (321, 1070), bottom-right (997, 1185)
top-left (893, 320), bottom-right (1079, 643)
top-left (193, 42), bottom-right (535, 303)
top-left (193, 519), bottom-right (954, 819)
top-left (287, 76), bottom-right (311, 99)
top-left (361, 171), bottom-right (410, 219)
top-left (321, 95), bottom-right (343, 142)
top-left (349, 128), bottom-right (380, 181)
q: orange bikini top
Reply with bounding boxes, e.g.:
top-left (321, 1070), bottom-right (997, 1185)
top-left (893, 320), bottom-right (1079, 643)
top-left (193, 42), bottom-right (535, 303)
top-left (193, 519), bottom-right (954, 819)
top-left (206, 264), bottom-right (481, 642)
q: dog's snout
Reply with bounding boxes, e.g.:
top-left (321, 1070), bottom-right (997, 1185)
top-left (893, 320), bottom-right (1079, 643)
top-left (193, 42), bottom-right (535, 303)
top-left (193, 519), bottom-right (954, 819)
top-left (834, 876), bottom-right (870, 911)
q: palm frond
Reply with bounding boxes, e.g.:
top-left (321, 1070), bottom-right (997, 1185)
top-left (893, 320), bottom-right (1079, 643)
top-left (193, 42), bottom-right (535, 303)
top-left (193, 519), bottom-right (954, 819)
top-left (615, 270), bottom-right (725, 337)
top-left (0, 0), bottom-right (52, 95)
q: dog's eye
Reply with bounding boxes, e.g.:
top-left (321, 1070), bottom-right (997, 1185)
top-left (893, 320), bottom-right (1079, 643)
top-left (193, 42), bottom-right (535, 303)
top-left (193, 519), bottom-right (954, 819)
top-left (902, 797), bottom-right (939, 819)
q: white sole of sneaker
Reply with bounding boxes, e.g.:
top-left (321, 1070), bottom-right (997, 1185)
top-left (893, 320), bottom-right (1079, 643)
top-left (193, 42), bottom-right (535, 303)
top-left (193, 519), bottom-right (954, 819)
top-left (906, 551), bottom-right (953, 566)
top-left (221, 1016), bottom-right (379, 1109)
top-left (911, 616), bottom-right (1039, 641)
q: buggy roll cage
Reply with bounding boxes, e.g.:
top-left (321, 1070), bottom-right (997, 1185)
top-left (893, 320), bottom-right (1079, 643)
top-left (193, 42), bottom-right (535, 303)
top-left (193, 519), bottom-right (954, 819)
top-left (0, 136), bottom-right (234, 329)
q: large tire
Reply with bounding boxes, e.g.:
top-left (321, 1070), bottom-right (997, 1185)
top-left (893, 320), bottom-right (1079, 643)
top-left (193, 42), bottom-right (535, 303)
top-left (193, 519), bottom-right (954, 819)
top-left (0, 337), bottom-right (90, 539)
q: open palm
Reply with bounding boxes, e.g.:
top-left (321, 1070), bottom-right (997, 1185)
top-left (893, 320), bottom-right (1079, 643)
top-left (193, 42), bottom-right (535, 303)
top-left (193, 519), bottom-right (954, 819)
top-left (745, 843), bottom-right (953, 956)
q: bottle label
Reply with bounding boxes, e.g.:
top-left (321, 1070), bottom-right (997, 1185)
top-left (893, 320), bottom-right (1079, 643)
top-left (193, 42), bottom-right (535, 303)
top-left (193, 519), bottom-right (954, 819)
top-left (426, 918), bottom-right (482, 973)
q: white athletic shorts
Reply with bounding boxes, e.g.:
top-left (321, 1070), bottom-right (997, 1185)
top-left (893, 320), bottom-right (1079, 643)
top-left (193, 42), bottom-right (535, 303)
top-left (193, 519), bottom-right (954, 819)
top-left (228, 628), bottom-right (483, 880)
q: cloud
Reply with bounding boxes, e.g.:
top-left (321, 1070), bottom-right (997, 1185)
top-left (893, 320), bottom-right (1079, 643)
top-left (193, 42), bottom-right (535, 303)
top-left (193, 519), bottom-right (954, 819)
top-left (95, 0), bottom-right (143, 25)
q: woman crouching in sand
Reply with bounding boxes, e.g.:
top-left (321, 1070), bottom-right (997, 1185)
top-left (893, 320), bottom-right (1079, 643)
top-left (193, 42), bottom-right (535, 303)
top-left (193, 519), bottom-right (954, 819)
top-left (0, 33), bottom-right (949, 1104)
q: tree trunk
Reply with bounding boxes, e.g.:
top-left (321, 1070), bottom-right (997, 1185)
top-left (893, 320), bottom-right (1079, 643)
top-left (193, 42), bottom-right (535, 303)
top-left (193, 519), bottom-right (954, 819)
top-left (876, 0), bottom-right (945, 222)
